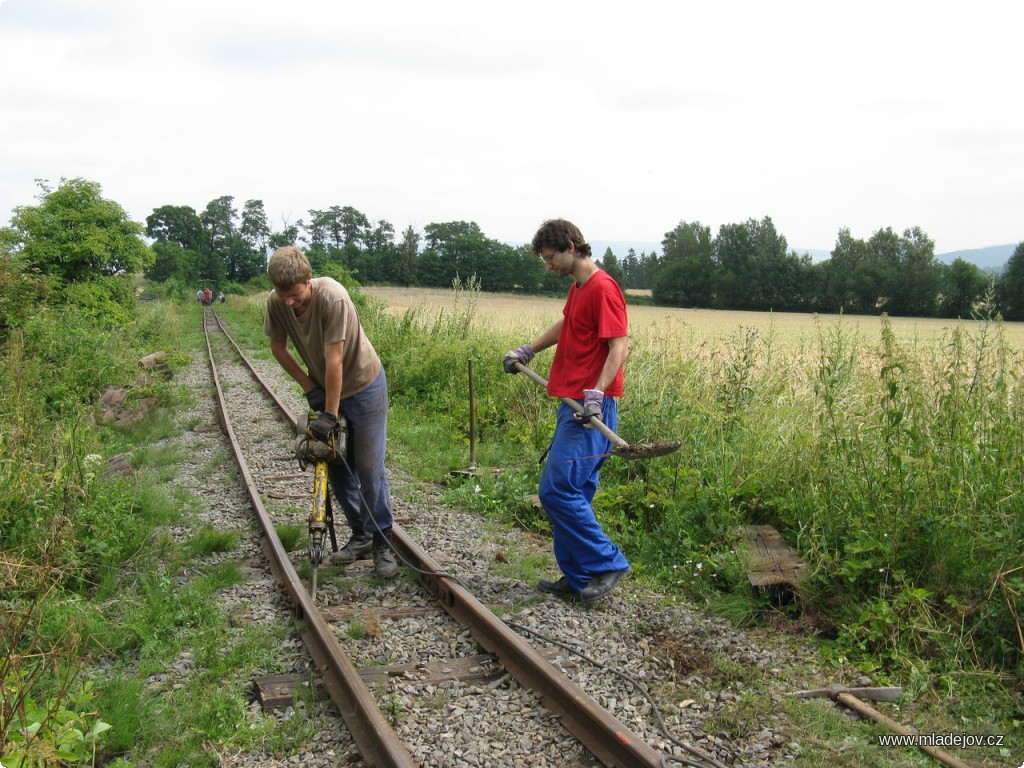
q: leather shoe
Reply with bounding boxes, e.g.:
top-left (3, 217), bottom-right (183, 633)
top-left (537, 576), bottom-right (577, 599)
top-left (580, 569), bottom-right (629, 602)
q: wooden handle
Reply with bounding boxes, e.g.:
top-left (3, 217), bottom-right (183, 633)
top-left (513, 362), bottom-right (629, 450)
top-left (835, 692), bottom-right (975, 768)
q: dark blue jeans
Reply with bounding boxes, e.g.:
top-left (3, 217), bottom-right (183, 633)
top-left (538, 398), bottom-right (630, 592)
top-left (328, 368), bottom-right (394, 537)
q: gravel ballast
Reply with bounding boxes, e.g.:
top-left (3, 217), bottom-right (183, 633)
top-left (130, 313), bottom-right (842, 767)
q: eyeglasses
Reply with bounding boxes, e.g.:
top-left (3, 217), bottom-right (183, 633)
top-left (539, 250), bottom-right (558, 264)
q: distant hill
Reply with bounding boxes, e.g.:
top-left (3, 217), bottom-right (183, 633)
top-left (935, 244), bottom-right (1017, 271)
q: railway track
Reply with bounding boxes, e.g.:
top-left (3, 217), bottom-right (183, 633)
top-left (198, 308), bottom-right (777, 767)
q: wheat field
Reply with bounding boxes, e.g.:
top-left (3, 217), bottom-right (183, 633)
top-left (363, 285), bottom-right (1024, 354)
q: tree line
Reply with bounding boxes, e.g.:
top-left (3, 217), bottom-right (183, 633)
top-left (144, 198), bottom-right (573, 295)
top-left (3, 178), bottom-right (1024, 323)
top-left (144, 192), bottom-right (1024, 320)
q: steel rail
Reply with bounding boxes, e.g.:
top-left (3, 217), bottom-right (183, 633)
top-left (202, 310), bottom-right (416, 768)
top-left (207, 310), bottom-right (673, 768)
top-left (389, 528), bottom-right (666, 767)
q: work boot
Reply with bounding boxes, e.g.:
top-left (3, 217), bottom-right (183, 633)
top-left (372, 530), bottom-right (399, 579)
top-left (537, 576), bottom-right (578, 599)
top-left (580, 569), bottom-right (629, 603)
top-left (330, 531), bottom-right (373, 565)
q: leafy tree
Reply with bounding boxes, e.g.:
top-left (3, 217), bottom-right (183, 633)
top-left (888, 226), bottom-right (938, 317)
top-left (337, 206), bottom-right (371, 248)
top-left (201, 196), bottom-right (238, 255)
top-left (146, 241), bottom-right (202, 284)
top-left (268, 219), bottom-right (301, 251)
top-left (996, 242), bottom-right (1024, 321)
top-left (365, 219), bottom-right (396, 258)
top-left (713, 216), bottom-right (799, 311)
top-left (622, 248), bottom-right (644, 289)
top-left (938, 258), bottom-right (990, 318)
top-left (304, 209), bottom-right (330, 250)
top-left (201, 196), bottom-right (243, 281)
top-left (484, 241), bottom-right (537, 292)
top-left (820, 229), bottom-right (863, 311)
top-left (643, 251), bottom-right (661, 293)
top-left (352, 218), bottom-right (397, 283)
top-left (863, 227), bottom-right (901, 312)
top-left (305, 205), bottom-right (371, 251)
top-left (420, 221), bottom-right (488, 288)
top-left (4, 178), bottom-right (152, 283)
top-left (146, 205), bottom-right (205, 251)
top-left (239, 199), bottom-right (271, 279)
top-left (499, 243), bottom-right (545, 293)
top-left (600, 248), bottom-right (626, 287)
top-left (416, 247), bottom-right (448, 287)
top-left (651, 220), bottom-right (714, 307)
top-left (0, 246), bottom-right (51, 329)
top-left (822, 228), bottom-right (896, 314)
top-left (381, 225), bottom-right (419, 285)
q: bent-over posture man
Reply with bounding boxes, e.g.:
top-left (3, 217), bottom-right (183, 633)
top-left (503, 219), bottom-right (630, 602)
top-left (264, 246), bottom-right (398, 578)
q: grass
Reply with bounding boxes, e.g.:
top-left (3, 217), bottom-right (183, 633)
top-left (8, 284), bottom-right (1022, 767)
top-left (184, 526), bottom-right (242, 557)
top-left (350, 284), bottom-right (1024, 763)
top-left (275, 522), bottom-right (305, 552)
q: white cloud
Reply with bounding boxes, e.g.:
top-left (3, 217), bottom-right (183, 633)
top-left (1, 0), bottom-right (1021, 253)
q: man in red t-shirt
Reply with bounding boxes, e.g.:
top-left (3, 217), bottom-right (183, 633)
top-left (503, 219), bottom-right (630, 603)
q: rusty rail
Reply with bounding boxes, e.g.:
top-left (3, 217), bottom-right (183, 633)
top-left (203, 310), bottom-right (416, 767)
top-left (204, 309), bottom-right (712, 768)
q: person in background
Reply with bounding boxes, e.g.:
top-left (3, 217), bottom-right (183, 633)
top-left (263, 246), bottom-right (398, 578)
top-left (203, 287), bottom-right (212, 305)
top-left (196, 289), bottom-right (205, 305)
top-left (218, 291), bottom-right (225, 304)
top-left (503, 218), bottom-right (630, 603)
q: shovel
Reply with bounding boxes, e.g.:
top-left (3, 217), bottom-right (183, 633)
top-left (513, 362), bottom-right (681, 460)
top-left (792, 685), bottom-right (975, 768)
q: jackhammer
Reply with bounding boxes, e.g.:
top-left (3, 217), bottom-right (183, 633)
top-left (294, 413), bottom-right (346, 600)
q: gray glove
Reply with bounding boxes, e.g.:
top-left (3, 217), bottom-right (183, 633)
top-left (502, 344), bottom-right (535, 374)
top-left (577, 389), bottom-right (604, 426)
top-left (304, 385), bottom-right (327, 412)
top-left (307, 412), bottom-right (339, 444)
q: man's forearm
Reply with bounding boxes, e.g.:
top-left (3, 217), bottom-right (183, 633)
top-left (270, 339), bottom-right (315, 391)
top-left (322, 340), bottom-right (344, 417)
top-left (595, 336), bottom-right (628, 392)
top-left (530, 318), bottom-right (563, 354)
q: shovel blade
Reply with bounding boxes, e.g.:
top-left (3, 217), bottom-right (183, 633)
top-left (612, 440), bottom-right (682, 460)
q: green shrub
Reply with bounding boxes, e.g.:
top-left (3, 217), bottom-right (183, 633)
top-left (58, 275), bottom-right (136, 328)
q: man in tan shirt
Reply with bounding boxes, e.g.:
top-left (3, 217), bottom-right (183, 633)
top-left (264, 246), bottom-right (398, 578)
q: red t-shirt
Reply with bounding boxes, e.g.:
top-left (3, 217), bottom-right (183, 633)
top-left (548, 270), bottom-right (627, 398)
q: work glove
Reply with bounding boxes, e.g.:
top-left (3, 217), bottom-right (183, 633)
top-left (304, 385), bottom-right (327, 412)
top-left (307, 412), bottom-right (339, 444)
top-left (576, 389), bottom-right (604, 426)
top-left (502, 344), bottom-right (535, 374)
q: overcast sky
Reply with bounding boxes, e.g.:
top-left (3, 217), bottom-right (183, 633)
top-left (1, 0), bottom-right (1021, 255)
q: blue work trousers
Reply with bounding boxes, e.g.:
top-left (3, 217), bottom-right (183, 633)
top-left (327, 368), bottom-right (394, 536)
top-left (538, 399), bottom-right (630, 592)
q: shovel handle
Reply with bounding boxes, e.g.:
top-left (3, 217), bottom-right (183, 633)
top-left (835, 692), bottom-right (975, 768)
top-left (513, 362), bottom-right (629, 450)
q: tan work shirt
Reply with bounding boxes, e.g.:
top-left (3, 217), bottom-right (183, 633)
top-left (264, 277), bottom-right (382, 399)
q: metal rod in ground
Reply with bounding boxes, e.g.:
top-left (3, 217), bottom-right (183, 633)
top-left (468, 359), bottom-right (477, 471)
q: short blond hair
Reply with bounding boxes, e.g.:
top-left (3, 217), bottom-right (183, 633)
top-left (268, 246), bottom-right (312, 290)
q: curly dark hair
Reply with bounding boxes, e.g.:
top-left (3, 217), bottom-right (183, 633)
top-left (530, 219), bottom-right (592, 258)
